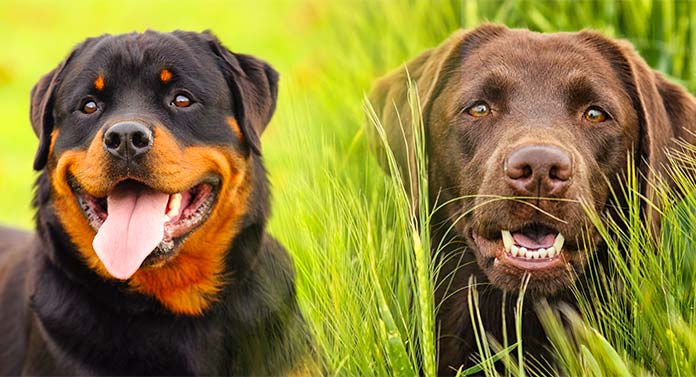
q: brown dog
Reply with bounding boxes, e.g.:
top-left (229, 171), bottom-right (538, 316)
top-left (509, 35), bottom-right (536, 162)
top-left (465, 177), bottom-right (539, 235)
top-left (368, 25), bottom-right (696, 373)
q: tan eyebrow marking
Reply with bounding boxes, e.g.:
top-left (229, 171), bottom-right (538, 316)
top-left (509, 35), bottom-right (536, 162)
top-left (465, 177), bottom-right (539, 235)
top-left (160, 68), bottom-right (173, 83)
top-left (94, 74), bottom-right (105, 91)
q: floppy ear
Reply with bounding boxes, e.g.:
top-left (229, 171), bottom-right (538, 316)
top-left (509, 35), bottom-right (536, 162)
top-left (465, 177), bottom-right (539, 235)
top-left (30, 37), bottom-right (104, 171)
top-left (367, 25), bottom-right (508, 205)
top-left (578, 31), bottom-right (696, 228)
top-left (206, 34), bottom-right (279, 156)
top-left (30, 56), bottom-right (74, 171)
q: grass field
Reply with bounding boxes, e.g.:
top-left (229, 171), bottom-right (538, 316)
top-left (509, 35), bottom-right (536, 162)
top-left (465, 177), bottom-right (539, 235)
top-left (1, 0), bottom-right (695, 375)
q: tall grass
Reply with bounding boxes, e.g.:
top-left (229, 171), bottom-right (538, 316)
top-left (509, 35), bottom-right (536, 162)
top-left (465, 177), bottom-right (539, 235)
top-left (270, 1), bottom-right (696, 375)
top-left (537, 143), bottom-right (696, 376)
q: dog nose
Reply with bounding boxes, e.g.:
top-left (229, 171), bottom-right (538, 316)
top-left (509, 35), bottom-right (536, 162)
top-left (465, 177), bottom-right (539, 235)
top-left (103, 122), bottom-right (153, 159)
top-left (505, 145), bottom-right (572, 196)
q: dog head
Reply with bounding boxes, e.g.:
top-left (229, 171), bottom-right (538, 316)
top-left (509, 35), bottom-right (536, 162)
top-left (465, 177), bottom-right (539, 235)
top-left (30, 30), bottom-right (278, 314)
top-left (369, 25), bottom-right (696, 295)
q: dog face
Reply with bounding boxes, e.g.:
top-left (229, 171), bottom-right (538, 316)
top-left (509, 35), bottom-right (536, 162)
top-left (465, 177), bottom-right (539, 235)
top-left (30, 31), bottom-right (278, 314)
top-left (369, 25), bottom-right (696, 295)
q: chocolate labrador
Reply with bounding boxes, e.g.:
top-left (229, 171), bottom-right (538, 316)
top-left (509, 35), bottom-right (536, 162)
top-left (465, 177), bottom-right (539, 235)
top-left (368, 24), bottom-right (696, 374)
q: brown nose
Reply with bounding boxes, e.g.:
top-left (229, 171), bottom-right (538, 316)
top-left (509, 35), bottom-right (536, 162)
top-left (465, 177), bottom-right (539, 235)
top-left (505, 145), bottom-right (572, 196)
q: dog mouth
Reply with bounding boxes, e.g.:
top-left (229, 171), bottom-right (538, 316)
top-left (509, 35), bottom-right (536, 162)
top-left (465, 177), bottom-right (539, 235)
top-left (72, 177), bottom-right (219, 280)
top-left (499, 225), bottom-right (565, 265)
top-left (471, 222), bottom-right (581, 293)
top-left (473, 224), bottom-right (567, 266)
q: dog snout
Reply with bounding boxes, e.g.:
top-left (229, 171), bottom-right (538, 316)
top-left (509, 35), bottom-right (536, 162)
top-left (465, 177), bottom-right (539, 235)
top-left (103, 122), bottom-right (153, 159)
top-left (504, 144), bottom-right (572, 196)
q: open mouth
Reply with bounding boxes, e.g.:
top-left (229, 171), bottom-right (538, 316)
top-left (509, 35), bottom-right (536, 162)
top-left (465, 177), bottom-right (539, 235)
top-left (473, 223), bottom-right (568, 272)
top-left (501, 225), bottom-right (565, 259)
top-left (72, 177), bottom-right (219, 279)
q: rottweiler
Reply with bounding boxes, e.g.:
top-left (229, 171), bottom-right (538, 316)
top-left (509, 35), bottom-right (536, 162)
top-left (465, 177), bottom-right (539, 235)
top-left (0, 30), bottom-right (309, 375)
top-left (368, 25), bottom-right (696, 374)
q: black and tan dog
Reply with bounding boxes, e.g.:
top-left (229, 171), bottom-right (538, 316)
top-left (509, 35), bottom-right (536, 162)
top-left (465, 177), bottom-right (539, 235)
top-left (369, 25), bottom-right (696, 374)
top-left (0, 31), bottom-right (308, 375)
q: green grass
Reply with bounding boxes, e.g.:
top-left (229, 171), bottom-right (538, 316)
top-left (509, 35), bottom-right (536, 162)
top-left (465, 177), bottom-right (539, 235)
top-left (1, 0), bottom-right (695, 376)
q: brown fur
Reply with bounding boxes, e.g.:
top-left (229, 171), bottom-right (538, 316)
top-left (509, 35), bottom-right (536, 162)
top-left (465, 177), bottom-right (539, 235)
top-left (159, 68), bottom-right (173, 83)
top-left (94, 74), bottom-right (105, 91)
top-left (368, 25), bottom-right (696, 373)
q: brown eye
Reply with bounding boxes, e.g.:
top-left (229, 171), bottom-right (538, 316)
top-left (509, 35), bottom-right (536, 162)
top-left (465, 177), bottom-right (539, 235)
top-left (584, 106), bottom-right (609, 123)
top-left (465, 102), bottom-right (491, 117)
top-left (82, 100), bottom-right (98, 114)
top-left (173, 94), bottom-right (192, 108)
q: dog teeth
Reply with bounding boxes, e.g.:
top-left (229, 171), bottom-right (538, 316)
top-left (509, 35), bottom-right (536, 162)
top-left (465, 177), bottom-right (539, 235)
top-left (166, 193), bottom-right (183, 218)
top-left (519, 247), bottom-right (528, 258)
top-left (501, 230), bottom-right (565, 260)
top-left (553, 233), bottom-right (565, 252)
top-left (501, 230), bottom-right (513, 251)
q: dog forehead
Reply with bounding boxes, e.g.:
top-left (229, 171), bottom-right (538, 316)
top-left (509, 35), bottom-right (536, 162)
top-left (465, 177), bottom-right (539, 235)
top-left (60, 32), bottom-right (223, 90)
top-left (451, 30), bottom-right (629, 109)
top-left (464, 32), bottom-right (614, 80)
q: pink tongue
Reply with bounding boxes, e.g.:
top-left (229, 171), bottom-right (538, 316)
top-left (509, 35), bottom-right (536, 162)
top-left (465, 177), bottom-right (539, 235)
top-left (512, 232), bottom-right (556, 250)
top-left (92, 182), bottom-right (170, 280)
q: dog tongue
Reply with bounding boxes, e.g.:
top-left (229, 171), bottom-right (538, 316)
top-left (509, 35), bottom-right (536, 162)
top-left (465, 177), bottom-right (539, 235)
top-left (512, 231), bottom-right (556, 250)
top-left (92, 182), bottom-right (170, 280)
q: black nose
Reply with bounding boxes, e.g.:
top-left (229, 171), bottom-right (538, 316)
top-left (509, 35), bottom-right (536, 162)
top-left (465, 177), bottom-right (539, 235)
top-left (103, 122), bottom-right (153, 159)
top-left (505, 145), bottom-right (572, 196)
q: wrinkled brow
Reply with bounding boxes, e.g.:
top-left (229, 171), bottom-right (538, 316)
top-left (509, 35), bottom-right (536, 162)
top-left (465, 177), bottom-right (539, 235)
top-left (564, 74), bottom-right (603, 110)
top-left (474, 72), bottom-right (516, 104)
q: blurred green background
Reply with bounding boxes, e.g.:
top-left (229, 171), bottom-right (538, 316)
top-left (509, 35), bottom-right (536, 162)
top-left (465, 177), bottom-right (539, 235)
top-left (1, 1), bottom-right (694, 375)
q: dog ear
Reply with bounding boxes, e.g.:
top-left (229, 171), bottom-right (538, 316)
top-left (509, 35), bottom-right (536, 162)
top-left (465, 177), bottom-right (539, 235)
top-left (579, 31), bottom-right (696, 228)
top-left (31, 37), bottom-right (104, 171)
top-left (367, 25), bottom-right (508, 206)
top-left (206, 33), bottom-right (279, 156)
top-left (30, 55), bottom-right (75, 170)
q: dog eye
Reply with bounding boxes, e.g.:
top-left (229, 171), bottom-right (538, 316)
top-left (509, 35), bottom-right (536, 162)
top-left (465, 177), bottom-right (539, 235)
top-left (465, 102), bottom-right (491, 117)
top-left (81, 100), bottom-right (98, 114)
top-left (172, 94), bottom-right (192, 108)
top-left (583, 106), bottom-right (609, 123)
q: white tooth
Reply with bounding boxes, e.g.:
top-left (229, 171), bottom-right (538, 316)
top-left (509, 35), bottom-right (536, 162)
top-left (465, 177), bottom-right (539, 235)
top-left (511, 245), bottom-right (519, 257)
top-left (538, 248), bottom-right (548, 258)
top-left (501, 230), bottom-right (513, 252)
top-left (532, 251), bottom-right (540, 259)
top-left (553, 233), bottom-right (565, 253)
top-left (547, 247), bottom-right (556, 257)
top-left (520, 247), bottom-right (528, 258)
top-left (167, 193), bottom-right (183, 217)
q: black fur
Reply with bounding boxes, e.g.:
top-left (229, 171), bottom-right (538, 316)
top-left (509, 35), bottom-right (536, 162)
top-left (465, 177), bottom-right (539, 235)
top-left (0, 30), bottom-right (308, 375)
